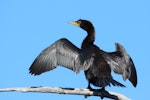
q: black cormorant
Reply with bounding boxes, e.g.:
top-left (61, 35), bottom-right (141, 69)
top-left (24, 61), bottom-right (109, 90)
top-left (29, 19), bottom-right (137, 89)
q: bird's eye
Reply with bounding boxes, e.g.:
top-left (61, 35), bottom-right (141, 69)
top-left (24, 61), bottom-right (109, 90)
top-left (77, 21), bottom-right (81, 25)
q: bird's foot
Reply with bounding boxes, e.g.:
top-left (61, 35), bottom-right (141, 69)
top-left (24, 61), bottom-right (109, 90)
top-left (84, 87), bottom-right (118, 100)
top-left (95, 88), bottom-right (118, 100)
top-left (98, 87), bottom-right (105, 91)
top-left (84, 85), bottom-right (94, 98)
top-left (87, 84), bottom-right (94, 91)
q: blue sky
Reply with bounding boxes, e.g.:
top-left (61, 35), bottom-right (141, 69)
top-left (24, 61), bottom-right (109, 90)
top-left (0, 0), bottom-right (149, 100)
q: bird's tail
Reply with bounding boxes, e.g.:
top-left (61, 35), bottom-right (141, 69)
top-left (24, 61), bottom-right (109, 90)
top-left (94, 78), bottom-right (125, 87)
top-left (110, 79), bottom-right (125, 87)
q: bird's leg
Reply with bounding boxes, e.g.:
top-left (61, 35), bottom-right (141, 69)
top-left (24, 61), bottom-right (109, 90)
top-left (99, 87), bottom-right (105, 91)
top-left (95, 87), bottom-right (107, 99)
top-left (87, 82), bottom-right (94, 91)
top-left (84, 82), bottom-right (93, 98)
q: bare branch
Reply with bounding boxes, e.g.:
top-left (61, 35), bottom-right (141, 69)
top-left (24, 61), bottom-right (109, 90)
top-left (0, 86), bottom-right (130, 100)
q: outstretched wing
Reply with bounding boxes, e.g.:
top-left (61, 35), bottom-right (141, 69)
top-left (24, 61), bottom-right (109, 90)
top-left (29, 38), bottom-right (93, 75)
top-left (102, 43), bottom-right (137, 87)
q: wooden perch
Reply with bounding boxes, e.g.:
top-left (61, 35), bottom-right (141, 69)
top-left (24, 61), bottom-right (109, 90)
top-left (0, 86), bottom-right (130, 100)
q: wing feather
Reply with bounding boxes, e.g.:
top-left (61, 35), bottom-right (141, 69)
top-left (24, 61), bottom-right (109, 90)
top-left (29, 38), bottom-right (93, 75)
top-left (102, 43), bottom-right (137, 87)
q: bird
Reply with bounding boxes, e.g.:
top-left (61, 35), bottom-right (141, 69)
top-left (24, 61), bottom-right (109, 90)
top-left (29, 19), bottom-right (137, 90)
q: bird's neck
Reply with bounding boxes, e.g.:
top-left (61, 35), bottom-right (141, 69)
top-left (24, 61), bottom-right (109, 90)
top-left (82, 30), bottom-right (95, 49)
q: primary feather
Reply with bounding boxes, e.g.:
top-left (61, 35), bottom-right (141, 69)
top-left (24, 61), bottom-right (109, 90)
top-left (102, 43), bottom-right (137, 87)
top-left (29, 38), bottom-right (93, 75)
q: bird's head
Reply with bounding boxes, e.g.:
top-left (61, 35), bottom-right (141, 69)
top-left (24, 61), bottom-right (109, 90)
top-left (69, 19), bottom-right (95, 33)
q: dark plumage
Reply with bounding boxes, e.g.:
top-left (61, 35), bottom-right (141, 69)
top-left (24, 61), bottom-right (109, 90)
top-left (29, 19), bottom-right (137, 89)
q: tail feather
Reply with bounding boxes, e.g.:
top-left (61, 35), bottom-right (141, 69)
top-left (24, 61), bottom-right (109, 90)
top-left (94, 78), bottom-right (125, 87)
top-left (110, 79), bottom-right (125, 87)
